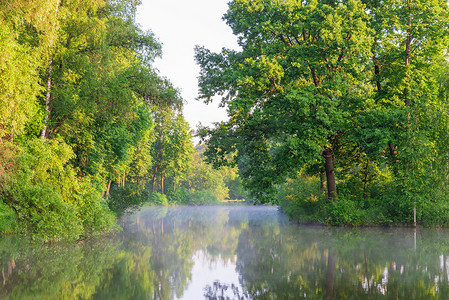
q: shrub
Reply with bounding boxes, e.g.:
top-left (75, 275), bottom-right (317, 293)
top-left (166, 187), bottom-right (190, 205)
top-left (0, 201), bottom-right (18, 234)
top-left (151, 192), bottom-right (168, 205)
top-left (0, 138), bottom-right (116, 241)
top-left (325, 198), bottom-right (366, 226)
top-left (107, 183), bottom-right (145, 214)
top-left (188, 190), bottom-right (219, 205)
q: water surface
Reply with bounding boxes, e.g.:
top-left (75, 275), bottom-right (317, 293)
top-left (1, 205), bottom-right (449, 299)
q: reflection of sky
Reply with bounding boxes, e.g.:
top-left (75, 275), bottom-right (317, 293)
top-left (178, 250), bottom-right (243, 300)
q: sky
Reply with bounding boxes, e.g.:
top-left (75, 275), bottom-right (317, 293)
top-left (136, 0), bottom-right (240, 140)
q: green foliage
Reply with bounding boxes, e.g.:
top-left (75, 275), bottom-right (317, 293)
top-left (225, 175), bottom-right (249, 200)
top-left (196, 0), bottom-right (375, 201)
top-left (75, 180), bottom-right (116, 235)
top-left (151, 192), bottom-right (168, 206)
top-left (150, 106), bottom-right (194, 194)
top-left (0, 0), bottom-right (199, 238)
top-left (107, 184), bottom-right (147, 214)
top-left (166, 187), bottom-right (190, 205)
top-left (278, 175), bottom-right (326, 223)
top-left (184, 149), bottom-right (229, 201)
top-left (0, 138), bottom-right (116, 241)
top-left (188, 190), bottom-right (219, 206)
top-left (0, 19), bottom-right (42, 141)
top-left (197, 0), bottom-right (449, 225)
top-left (0, 201), bottom-right (18, 234)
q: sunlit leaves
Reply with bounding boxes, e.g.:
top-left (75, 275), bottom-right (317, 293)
top-left (196, 0), bottom-right (374, 201)
top-left (0, 20), bottom-right (42, 141)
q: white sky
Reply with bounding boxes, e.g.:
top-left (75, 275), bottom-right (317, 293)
top-left (136, 0), bottom-right (240, 142)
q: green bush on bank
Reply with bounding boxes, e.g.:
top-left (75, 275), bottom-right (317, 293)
top-left (278, 171), bottom-right (449, 226)
top-left (0, 139), bottom-right (116, 241)
top-left (108, 184), bottom-right (223, 214)
top-left (278, 173), bottom-right (449, 227)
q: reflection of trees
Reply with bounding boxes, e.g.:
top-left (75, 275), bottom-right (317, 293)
top-left (92, 206), bottom-right (249, 299)
top-left (203, 281), bottom-right (249, 300)
top-left (0, 206), bottom-right (248, 300)
top-left (3, 207), bottom-right (449, 299)
top-left (0, 237), bottom-right (118, 299)
top-left (93, 208), bottom-right (196, 299)
top-left (235, 224), bottom-right (449, 299)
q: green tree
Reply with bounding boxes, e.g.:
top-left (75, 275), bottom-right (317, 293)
top-left (196, 0), bottom-right (373, 202)
top-left (166, 113), bottom-right (194, 191)
top-left (184, 148), bottom-right (229, 201)
top-left (0, 0), bottom-right (190, 238)
top-left (350, 0), bottom-right (449, 220)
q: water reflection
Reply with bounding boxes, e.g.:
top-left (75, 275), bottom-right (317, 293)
top-left (1, 206), bottom-right (449, 299)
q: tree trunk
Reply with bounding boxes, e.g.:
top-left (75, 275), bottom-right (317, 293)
top-left (106, 180), bottom-right (112, 199)
top-left (161, 173), bottom-right (164, 195)
top-left (323, 147), bottom-right (337, 201)
top-left (40, 0), bottom-right (61, 139)
top-left (374, 63), bottom-right (382, 92)
top-left (41, 58), bottom-right (53, 139)
top-left (372, 44), bottom-right (382, 93)
top-left (152, 167), bottom-right (157, 192)
top-left (404, 0), bottom-right (412, 105)
top-left (320, 171), bottom-right (326, 191)
top-left (363, 159), bottom-right (369, 198)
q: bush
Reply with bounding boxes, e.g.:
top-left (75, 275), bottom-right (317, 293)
top-left (0, 138), bottom-right (116, 241)
top-left (107, 183), bottom-right (146, 214)
top-left (5, 182), bottom-right (83, 240)
top-left (0, 201), bottom-right (18, 234)
top-left (151, 192), bottom-right (168, 205)
top-left (166, 187), bottom-right (190, 205)
top-left (77, 185), bottom-right (117, 235)
top-left (188, 190), bottom-right (219, 205)
top-left (419, 199), bottom-right (449, 226)
top-left (324, 198), bottom-right (366, 226)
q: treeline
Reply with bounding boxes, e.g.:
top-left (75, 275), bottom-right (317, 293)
top-left (108, 144), bottom-right (250, 212)
top-left (196, 0), bottom-right (449, 225)
top-left (0, 0), bottom-right (209, 240)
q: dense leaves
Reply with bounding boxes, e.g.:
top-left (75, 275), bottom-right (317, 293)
top-left (0, 0), bottom-right (198, 240)
top-left (196, 0), bottom-right (449, 224)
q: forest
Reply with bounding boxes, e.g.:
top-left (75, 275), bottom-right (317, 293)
top-left (2, 0), bottom-right (449, 241)
top-left (195, 0), bottom-right (449, 226)
top-left (0, 0), bottom-right (248, 241)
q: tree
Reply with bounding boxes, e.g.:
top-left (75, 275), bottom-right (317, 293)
top-left (196, 0), bottom-right (373, 201)
top-left (150, 105), bottom-right (193, 194)
top-left (352, 0), bottom-right (449, 211)
top-left (0, 0), bottom-right (189, 238)
top-left (184, 148), bottom-right (229, 201)
top-left (166, 113), bottom-right (194, 191)
top-left (0, 0), bottom-right (61, 141)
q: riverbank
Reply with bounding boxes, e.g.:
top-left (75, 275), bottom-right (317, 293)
top-left (279, 194), bottom-right (449, 227)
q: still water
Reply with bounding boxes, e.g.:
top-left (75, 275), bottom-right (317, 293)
top-left (1, 205), bottom-right (449, 299)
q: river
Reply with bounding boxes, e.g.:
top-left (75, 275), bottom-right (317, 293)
top-left (0, 205), bottom-right (448, 299)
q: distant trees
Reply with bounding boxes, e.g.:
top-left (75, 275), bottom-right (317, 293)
top-left (151, 105), bottom-right (194, 195)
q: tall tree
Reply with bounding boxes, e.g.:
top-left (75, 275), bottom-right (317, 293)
top-left (353, 0), bottom-right (449, 204)
top-left (196, 0), bottom-right (373, 201)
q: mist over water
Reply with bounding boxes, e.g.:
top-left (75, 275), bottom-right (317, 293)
top-left (1, 205), bottom-right (449, 299)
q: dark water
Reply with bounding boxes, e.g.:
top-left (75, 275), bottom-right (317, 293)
top-left (1, 205), bottom-right (449, 299)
